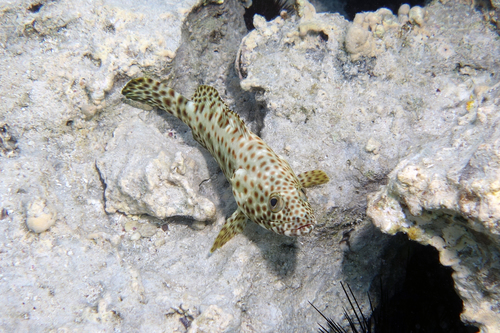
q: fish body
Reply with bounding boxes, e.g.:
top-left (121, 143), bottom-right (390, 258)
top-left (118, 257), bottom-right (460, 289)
top-left (122, 78), bottom-right (329, 252)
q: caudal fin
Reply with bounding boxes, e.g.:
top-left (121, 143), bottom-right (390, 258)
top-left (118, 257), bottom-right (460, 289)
top-left (121, 77), bottom-right (192, 123)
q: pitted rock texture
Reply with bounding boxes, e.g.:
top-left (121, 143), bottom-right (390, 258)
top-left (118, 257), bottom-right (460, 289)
top-left (0, 0), bottom-right (499, 331)
top-left (238, 0), bottom-right (500, 331)
top-left (96, 117), bottom-right (216, 222)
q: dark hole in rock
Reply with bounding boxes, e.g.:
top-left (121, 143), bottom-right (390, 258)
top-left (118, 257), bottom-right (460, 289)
top-left (28, 3), bottom-right (43, 13)
top-left (315, 233), bottom-right (480, 332)
top-left (318, 31), bottom-right (329, 42)
top-left (244, 0), bottom-right (295, 31)
top-left (318, 0), bottom-right (428, 21)
top-left (104, 24), bottom-right (115, 33)
top-left (369, 235), bottom-right (479, 332)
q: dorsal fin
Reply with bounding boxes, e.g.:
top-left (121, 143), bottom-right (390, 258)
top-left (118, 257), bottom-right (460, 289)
top-left (192, 85), bottom-right (247, 138)
top-left (192, 85), bottom-right (223, 106)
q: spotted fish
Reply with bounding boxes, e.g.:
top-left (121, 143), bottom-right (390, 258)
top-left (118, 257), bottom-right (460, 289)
top-left (121, 78), bottom-right (329, 252)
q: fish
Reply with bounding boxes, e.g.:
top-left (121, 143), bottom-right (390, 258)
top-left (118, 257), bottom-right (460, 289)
top-left (121, 77), bottom-right (329, 252)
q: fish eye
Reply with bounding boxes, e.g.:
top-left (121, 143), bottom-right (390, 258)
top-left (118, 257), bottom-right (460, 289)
top-left (268, 193), bottom-right (284, 212)
top-left (299, 188), bottom-right (307, 201)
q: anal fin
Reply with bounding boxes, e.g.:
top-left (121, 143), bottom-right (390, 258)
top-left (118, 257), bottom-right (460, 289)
top-left (210, 208), bottom-right (247, 253)
top-left (297, 170), bottom-right (330, 188)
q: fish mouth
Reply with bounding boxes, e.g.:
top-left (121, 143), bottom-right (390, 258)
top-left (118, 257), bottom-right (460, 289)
top-left (293, 223), bottom-right (314, 235)
top-left (269, 220), bottom-right (314, 236)
top-left (296, 224), bottom-right (312, 231)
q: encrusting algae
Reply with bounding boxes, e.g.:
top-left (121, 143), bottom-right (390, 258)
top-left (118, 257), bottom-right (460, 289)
top-left (122, 78), bottom-right (329, 252)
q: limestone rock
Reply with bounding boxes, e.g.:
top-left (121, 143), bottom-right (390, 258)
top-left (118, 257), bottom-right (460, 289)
top-left (187, 305), bottom-right (235, 333)
top-left (96, 117), bottom-right (216, 222)
top-left (237, 1), bottom-right (500, 330)
top-left (25, 198), bottom-right (56, 233)
top-left (367, 111), bottom-right (500, 332)
top-left (2, 0), bottom-right (500, 331)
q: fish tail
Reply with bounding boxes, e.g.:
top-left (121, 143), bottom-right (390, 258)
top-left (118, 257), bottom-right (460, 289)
top-left (121, 77), bottom-right (193, 123)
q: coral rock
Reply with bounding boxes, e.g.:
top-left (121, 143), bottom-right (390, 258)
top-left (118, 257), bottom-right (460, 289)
top-left (96, 118), bottom-right (215, 222)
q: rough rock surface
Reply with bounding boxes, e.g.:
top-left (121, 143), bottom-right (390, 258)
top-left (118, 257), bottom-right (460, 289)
top-left (367, 91), bottom-right (500, 331)
top-left (238, 1), bottom-right (500, 331)
top-left (0, 0), bottom-right (499, 332)
top-left (96, 117), bottom-right (216, 222)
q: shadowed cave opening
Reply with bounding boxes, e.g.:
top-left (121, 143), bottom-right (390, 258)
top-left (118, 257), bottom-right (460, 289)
top-left (369, 235), bottom-right (479, 333)
top-left (318, 233), bottom-right (480, 333)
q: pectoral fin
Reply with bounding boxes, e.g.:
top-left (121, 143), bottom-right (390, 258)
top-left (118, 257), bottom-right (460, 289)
top-left (210, 208), bottom-right (247, 252)
top-left (297, 170), bottom-right (329, 188)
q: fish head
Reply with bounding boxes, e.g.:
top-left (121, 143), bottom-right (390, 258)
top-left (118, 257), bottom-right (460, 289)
top-left (242, 180), bottom-right (316, 236)
top-left (265, 185), bottom-right (316, 236)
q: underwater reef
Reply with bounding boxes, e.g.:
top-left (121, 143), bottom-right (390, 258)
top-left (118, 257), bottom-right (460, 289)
top-left (0, 0), bottom-right (499, 331)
